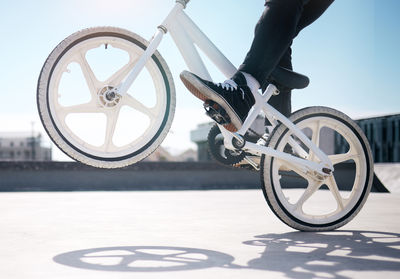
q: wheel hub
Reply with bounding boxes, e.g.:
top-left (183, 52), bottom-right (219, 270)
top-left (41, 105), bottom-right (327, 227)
top-left (98, 86), bottom-right (121, 108)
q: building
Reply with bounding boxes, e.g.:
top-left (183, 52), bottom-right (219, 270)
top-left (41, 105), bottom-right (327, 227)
top-left (191, 114), bottom-right (400, 163)
top-left (0, 132), bottom-right (52, 161)
top-left (190, 122), bottom-right (215, 162)
top-left (174, 149), bottom-right (197, 162)
top-left (355, 114), bottom-right (400, 163)
top-left (144, 146), bottom-right (197, 162)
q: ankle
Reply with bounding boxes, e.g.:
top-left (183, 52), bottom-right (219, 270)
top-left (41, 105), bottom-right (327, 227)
top-left (241, 72), bottom-right (260, 94)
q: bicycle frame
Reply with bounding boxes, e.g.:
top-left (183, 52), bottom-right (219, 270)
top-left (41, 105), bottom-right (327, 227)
top-left (117, 1), bottom-right (333, 178)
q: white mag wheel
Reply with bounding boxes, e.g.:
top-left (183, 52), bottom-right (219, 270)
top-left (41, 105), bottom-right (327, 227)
top-left (261, 107), bottom-right (373, 231)
top-left (37, 27), bottom-right (175, 168)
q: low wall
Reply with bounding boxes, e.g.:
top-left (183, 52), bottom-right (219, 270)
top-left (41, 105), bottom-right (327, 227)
top-left (374, 163), bottom-right (400, 193)
top-left (0, 161), bottom-right (388, 192)
top-left (0, 162), bottom-right (259, 191)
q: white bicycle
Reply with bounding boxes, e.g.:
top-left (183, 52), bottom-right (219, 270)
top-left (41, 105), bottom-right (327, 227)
top-left (37, 0), bottom-right (373, 231)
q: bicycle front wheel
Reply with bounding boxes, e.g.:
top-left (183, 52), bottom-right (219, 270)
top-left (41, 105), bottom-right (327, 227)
top-left (261, 107), bottom-right (373, 231)
top-left (37, 27), bottom-right (175, 168)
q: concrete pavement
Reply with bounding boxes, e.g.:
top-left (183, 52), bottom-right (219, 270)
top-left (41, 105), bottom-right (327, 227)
top-left (1, 190), bottom-right (399, 279)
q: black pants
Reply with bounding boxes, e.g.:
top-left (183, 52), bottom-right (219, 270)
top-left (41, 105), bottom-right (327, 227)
top-left (238, 0), bottom-right (334, 117)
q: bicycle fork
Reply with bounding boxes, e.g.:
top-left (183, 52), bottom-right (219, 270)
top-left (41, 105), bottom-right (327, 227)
top-left (116, 3), bottom-right (184, 96)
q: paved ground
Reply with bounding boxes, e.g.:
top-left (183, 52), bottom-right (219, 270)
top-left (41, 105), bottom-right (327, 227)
top-left (1, 190), bottom-right (399, 279)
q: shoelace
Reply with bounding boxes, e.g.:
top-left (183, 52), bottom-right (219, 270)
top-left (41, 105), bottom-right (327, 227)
top-left (217, 80), bottom-right (245, 99)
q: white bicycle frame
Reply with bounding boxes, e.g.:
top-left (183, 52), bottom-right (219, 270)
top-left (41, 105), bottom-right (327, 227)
top-left (117, 0), bottom-right (333, 178)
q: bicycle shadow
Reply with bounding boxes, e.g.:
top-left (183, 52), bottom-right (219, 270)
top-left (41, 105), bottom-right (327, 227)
top-left (53, 246), bottom-right (236, 272)
top-left (53, 231), bottom-right (400, 276)
top-left (243, 230), bottom-right (400, 278)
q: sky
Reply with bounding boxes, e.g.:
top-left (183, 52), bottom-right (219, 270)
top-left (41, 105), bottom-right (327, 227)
top-left (0, 0), bottom-right (399, 160)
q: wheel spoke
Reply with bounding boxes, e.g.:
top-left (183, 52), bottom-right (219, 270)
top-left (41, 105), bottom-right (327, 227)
top-left (103, 109), bottom-right (121, 152)
top-left (326, 176), bottom-right (345, 210)
top-left (294, 180), bottom-right (323, 211)
top-left (122, 94), bottom-right (155, 118)
top-left (309, 120), bottom-right (321, 161)
top-left (58, 102), bottom-right (100, 117)
top-left (104, 58), bottom-right (138, 87)
top-left (329, 151), bottom-right (360, 165)
top-left (76, 51), bottom-right (100, 98)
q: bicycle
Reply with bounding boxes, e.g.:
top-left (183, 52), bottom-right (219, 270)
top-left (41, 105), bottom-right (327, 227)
top-left (37, 0), bottom-right (373, 231)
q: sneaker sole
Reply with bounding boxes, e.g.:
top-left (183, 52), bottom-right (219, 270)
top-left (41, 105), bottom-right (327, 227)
top-left (180, 71), bottom-right (242, 132)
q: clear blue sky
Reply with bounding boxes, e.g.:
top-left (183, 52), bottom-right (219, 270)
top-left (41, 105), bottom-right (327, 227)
top-left (0, 0), bottom-right (399, 158)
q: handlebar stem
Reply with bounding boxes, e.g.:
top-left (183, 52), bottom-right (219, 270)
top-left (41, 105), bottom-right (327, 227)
top-left (176, 0), bottom-right (190, 9)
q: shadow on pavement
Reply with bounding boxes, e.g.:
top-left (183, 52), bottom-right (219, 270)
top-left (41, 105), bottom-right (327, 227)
top-left (53, 231), bottom-right (400, 276)
top-left (244, 230), bottom-right (400, 278)
top-left (53, 246), bottom-right (236, 272)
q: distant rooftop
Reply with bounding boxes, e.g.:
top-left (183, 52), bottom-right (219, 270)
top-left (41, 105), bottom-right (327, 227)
top-left (0, 131), bottom-right (41, 138)
top-left (354, 113), bottom-right (400, 121)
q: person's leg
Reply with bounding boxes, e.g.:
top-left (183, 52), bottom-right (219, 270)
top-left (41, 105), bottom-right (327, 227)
top-left (296, 0), bottom-right (335, 35)
top-left (180, 0), bottom-right (305, 131)
top-left (263, 47), bottom-right (293, 118)
top-left (241, 0), bottom-right (334, 85)
top-left (180, 0), bottom-right (334, 131)
top-left (258, 0), bottom-right (335, 117)
top-left (238, 0), bottom-right (307, 84)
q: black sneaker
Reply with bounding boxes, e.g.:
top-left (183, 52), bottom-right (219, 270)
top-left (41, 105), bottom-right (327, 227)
top-left (180, 70), bottom-right (255, 132)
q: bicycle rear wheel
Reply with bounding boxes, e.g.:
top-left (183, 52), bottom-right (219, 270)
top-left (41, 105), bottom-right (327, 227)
top-left (37, 27), bottom-right (175, 168)
top-left (261, 107), bottom-right (373, 231)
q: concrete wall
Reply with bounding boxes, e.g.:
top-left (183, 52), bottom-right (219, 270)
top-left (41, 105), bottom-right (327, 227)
top-left (0, 161), bottom-right (388, 192)
top-left (0, 162), bottom-right (259, 191)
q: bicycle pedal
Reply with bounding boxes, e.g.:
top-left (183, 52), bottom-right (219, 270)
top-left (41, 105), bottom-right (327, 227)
top-left (203, 100), bottom-right (231, 125)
